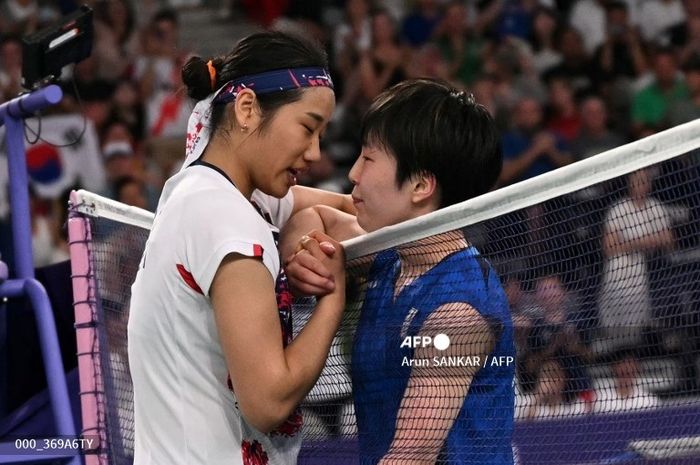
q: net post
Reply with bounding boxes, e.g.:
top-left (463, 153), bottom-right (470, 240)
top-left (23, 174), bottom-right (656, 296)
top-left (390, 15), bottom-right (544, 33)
top-left (68, 190), bottom-right (108, 465)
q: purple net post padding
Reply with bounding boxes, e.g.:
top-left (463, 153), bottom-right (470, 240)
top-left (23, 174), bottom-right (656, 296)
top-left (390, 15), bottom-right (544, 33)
top-left (0, 85), bottom-right (63, 280)
top-left (0, 280), bottom-right (80, 465)
top-left (0, 84), bottom-right (80, 465)
top-left (68, 191), bottom-right (108, 465)
top-left (0, 85), bottom-right (62, 122)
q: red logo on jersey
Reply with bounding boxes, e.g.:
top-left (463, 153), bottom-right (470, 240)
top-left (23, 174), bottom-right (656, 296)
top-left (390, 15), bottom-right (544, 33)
top-left (269, 408), bottom-right (303, 438)
top-left (241, 440), bottom-right (269, 465)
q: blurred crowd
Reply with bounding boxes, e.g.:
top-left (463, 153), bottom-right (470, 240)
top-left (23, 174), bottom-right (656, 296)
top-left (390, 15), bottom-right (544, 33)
top-left (2, 0), bottom-right (700, 419)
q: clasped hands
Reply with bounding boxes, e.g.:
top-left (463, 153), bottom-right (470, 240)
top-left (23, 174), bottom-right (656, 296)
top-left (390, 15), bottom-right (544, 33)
top-left (284, 230), bottom-right (344, 297)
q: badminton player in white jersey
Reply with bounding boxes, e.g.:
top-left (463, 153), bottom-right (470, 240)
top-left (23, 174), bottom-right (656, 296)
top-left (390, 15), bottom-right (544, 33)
top-left (128, 31), bottom-right (356, 465)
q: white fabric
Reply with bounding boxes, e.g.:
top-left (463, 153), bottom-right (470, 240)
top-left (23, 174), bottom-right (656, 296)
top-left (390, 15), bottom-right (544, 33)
top-left (0, 114), bottom-right (106, 205)
top-left (182, 89), bottom-right (223, 170)
top-left (133, 56), bottom-right (178, 94)
top-left (514, 388), bottom-right (590, 420)
top-left (146, 90), bottom-right (192, 138)
top-left (333, 20), bottom-right (371, 62)
top-left (0, 71), bottom-right (15, 92)
top-left (532, 49), bottom-right (562, 75)
top-left (598, 197), bottom-right (671, 350)
top-left (5, 0), bottom-right (37, 21)
top-left (32, 216), bottom-right (55, 268)
top-left (569, 0), bottom-right (643, 53)
top-left (128, 166), bottom-right (300, 465)
top-left (569, 0), bottom-right (606, 54)
top-left (251, 189), bottom-right (294, 227)
top-left (638, 0), bottom-right (685, 43)
top-left (590, 376), bottom-right (659, 413)
top-left (31, 216), bottom-right (67, 267)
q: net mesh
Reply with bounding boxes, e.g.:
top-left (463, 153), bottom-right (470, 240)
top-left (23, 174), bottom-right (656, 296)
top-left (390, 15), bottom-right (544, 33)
top-left (84, 218), bottom-right (149, 465)
top-left (70, 144), bottom-right (700, 464)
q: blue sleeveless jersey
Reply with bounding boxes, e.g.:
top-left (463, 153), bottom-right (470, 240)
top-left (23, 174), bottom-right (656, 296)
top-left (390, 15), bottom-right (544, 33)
top-left (351, 247), bottom-right (515, 465)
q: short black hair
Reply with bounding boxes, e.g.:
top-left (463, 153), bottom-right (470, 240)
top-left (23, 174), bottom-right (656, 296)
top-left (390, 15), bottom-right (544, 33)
top-left (360, 79), bottom-right (502, 208)
top-left (181, 31), bottom-right (330, 133)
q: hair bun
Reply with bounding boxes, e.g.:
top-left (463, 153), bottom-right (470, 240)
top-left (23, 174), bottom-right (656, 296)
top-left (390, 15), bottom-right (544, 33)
top-left (182, 56), bottom-right (215, 101)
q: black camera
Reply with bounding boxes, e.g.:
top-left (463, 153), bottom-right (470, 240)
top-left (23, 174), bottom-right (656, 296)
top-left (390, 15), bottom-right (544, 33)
top-left (21, 5), bottom-right (94, 90)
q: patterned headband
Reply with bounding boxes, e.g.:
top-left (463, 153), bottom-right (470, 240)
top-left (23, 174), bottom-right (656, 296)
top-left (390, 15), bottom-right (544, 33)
top-left (212, 67), bottom-right (334, 105)
top-left (182, 67), bottom-right (334, 171)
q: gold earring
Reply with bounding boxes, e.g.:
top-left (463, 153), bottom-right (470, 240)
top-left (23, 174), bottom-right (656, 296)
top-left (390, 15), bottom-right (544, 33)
top-left (241, 123), bottom-right (248, 132)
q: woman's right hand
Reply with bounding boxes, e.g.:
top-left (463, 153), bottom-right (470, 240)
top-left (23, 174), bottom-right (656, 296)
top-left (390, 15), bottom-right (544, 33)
top-left (288, 230), bottom-right (345, 298)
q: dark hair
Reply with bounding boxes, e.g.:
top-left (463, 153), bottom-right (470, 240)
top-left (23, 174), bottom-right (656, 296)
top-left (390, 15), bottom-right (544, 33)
top-left (444, 0), bottom-right (469, 14)
top-left (360, 79), bottom-right (502, 208)
top-left (113, 175), bottom-right (144, 200)
top-left (0, 34), bottom-right (22, 48)
top-left (369, 7), bottom-right (400, 45)
top-left (151, 8), bottom-right (179, 27)
top-left (683, 53), bottom-right (700, 72)
top-left (653, 45), bottom-right (677, 60)
top-left (530, 7), bottom-right (561, 53)
top-left (99, 117), bottom-right (132, 142)
top-left (605, 0), bottom-right (628, 13)
top-left (181, 31), bottom-right (329, 133)
top-left (95, 0), bottom-right (135, 45)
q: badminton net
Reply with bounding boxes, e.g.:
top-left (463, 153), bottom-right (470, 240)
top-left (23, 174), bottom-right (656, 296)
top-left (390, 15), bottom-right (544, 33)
top-left (69, 119), bottom-right (700, 464)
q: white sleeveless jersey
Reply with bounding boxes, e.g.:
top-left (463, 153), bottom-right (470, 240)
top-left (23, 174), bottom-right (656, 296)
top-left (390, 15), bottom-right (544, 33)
top-left (128, 164), bottom-right (301, 465)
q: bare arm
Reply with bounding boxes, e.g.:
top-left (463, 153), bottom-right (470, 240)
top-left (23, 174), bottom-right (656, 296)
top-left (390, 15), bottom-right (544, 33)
top-left (211, 233), bottom-right (345, 433)
top-left (546, 147), bottom-right (575, 168)
top-left (281, 205), bottom-right (365, 258)
top-left (280, 205), bottom-right (365, 296)
top-left (602, 227), bottom-right (674, 257)
top-left (542, 132), bottom-right (574, 168)
top-left (498, 146), bottom-right (542, 185)
top-left (359, 51), bottom-right (401, 101)
top-left (138, 60), bottom-right (157, 101)
top-left (379, 304), bottom-right (495, 464)
top-left (627, 30), bottom-right (648, 76)
top-left (500, 130), bottom-right (574, 185)
top-left (475, 0), bottom-right (504, 36)
top-left (599, 40), bottom-right (614, 74)
top-left (290, 185), bottom-right (356, 216)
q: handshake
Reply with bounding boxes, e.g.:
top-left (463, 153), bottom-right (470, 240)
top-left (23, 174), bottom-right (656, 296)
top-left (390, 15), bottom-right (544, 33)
top-left (284, 230), bottom-right (346, 298)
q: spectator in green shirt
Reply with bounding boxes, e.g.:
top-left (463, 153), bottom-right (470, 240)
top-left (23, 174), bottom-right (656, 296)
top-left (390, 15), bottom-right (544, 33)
top-left (632, 47), bottom-right (688, 133)
top-left (669, 54), bottom-right (700, 127)
top-left (434, 1), bottom-right (489, 87)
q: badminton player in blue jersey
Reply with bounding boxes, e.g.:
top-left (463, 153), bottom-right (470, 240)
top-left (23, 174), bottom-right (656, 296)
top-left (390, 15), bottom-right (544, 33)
top-left (282, 79), bottom-right (515, 465)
